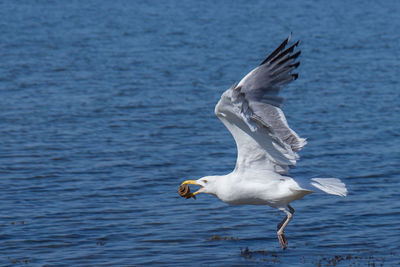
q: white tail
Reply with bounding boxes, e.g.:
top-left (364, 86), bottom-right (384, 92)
top-left (310, 178), bottom-right (348, 197)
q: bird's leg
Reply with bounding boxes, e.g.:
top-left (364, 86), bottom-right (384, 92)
top-left (277, 205), bottom-right (294, 250)
top-left (276, 205), bottom-right (295, 230)
top-left (277, 216), bottom-right (287, 231)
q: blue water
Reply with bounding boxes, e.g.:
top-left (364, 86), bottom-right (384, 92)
top-left (1, 0), bottom-right (399, 266)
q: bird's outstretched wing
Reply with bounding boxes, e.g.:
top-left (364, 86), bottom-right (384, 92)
top-left (215, 34), bottom-right (306, 175)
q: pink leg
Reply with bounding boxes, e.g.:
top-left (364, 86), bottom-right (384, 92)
top-left (277, 205), bottom-right (294, 250)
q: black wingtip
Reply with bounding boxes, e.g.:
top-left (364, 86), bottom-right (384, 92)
top-left (290, 62), bottom-right (300, 68)
top-left (260, 35), bottom-right (291, 65)
top-left (281, 50), bottom-right (301, 64)
top-left (270, 40), bottom-right (300, 64)
top-left (292, 73), bottom-right (299, 80)
top-left (260, 34), bottom-right (300, 66)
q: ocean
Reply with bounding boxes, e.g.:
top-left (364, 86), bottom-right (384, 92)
top-left (0, 0), bottom-right (399, 266)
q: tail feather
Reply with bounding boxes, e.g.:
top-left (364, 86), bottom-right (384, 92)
top-left (310, 178), bottom-right (347, 197)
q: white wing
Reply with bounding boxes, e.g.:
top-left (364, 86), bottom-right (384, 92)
top-left (215, 35), bottom-right (307, 175)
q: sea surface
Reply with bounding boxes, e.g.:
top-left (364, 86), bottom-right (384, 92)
top-left (1, 0), bottom-right (399, 266)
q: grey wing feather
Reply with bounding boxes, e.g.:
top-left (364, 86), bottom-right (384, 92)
top-left (236, 34), bottom-right (306, 153)
top-left (215, 35), bottom-right (307, 174)
top-left (238, 35), bottom-right (300, 108)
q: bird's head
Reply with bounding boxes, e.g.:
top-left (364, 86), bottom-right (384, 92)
top-left (180, 176), bottom-right (218, 197)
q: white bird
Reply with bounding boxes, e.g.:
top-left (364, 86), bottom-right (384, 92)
top-left (180, 34), bottom-right (347, 249)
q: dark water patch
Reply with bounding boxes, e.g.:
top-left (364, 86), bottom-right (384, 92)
top-left (208, 235), bottom-right (240, 241)
top-left (310, 254), bottom-right (387, 267)
top-left (240, 247), bottom-right (280, 263)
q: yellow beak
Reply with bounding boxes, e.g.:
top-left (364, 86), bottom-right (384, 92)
top-left (181, 180), bottom-right (202, 196)
top-left (182, 180), bottom-right (200, 186)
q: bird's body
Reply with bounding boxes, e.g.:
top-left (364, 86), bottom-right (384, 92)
top-left (180, 34), bottom-right (347, 249)
top-left (201, 172), bottom-right (311, 207)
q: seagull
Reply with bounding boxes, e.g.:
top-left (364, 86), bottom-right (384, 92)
top-left (180, 34), bottom-right (347, 249)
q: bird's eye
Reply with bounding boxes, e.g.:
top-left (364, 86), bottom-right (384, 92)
top-left (203, 180), bottom-right (208, 184)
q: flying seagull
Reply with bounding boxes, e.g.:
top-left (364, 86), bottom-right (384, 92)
top-left (179, 34), bottom-right (347, 249)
